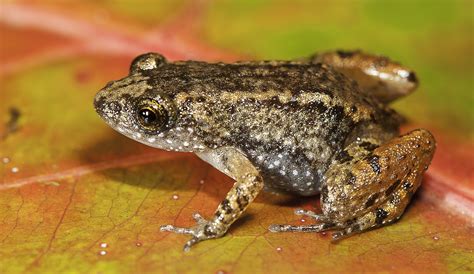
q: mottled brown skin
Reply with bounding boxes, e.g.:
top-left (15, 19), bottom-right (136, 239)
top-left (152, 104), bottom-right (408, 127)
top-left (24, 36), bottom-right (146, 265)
top-left (94, 50), bottom-right (435, 251)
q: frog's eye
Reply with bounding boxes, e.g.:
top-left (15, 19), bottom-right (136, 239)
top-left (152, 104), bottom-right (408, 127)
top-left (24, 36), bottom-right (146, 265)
top-left (130, 53), bottom-right (166, 74)
top-left (136, 99), bottom-right (168, 131)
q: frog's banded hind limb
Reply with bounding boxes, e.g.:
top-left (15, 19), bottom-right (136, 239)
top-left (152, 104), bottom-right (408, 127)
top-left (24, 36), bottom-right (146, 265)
top-left (160, 148), bottom-right (263, 251)
top-left (269, 129), bottom-right (436, 240)
top-left (306, 50), bottom-right (419, 104)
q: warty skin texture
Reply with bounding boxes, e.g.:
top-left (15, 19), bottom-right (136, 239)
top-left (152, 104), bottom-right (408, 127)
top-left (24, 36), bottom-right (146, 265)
top-left (94, 50), bottom-right (435, 250)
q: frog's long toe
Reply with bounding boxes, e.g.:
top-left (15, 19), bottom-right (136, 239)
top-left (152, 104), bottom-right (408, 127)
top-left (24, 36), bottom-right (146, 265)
top-left (269, 222), bottom-right (335, 233)
top-left (268, 207), bottom-right (336, 233)
top-left (294, 208), bottom-right (327, 221)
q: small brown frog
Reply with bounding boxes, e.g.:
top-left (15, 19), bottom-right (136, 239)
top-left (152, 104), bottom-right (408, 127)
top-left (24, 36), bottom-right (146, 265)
top-left (94, 50), bottom-right (435, 251)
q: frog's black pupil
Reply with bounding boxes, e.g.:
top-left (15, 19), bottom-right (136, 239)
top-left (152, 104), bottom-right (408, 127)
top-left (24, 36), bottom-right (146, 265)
top-left (139, 108), bottom-right (157, 125)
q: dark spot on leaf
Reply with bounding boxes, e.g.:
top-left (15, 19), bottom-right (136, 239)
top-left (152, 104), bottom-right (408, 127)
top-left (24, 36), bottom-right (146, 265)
top-left (75, 70), bottom-right (91, 84)
top-left (1, 107), bottom-right (21, 140)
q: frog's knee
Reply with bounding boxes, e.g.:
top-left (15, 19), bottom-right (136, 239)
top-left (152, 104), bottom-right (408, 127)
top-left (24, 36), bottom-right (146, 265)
top-left (307, 50), bottom-right (419, 103)
top-left (404, 128), bottom-right (436, 151)
top-left (391, 129), bottom-right (436, 169)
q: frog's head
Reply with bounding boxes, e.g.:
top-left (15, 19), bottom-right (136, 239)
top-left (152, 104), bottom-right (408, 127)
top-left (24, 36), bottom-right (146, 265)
top-left (94, 53), bottom-right (207, 152)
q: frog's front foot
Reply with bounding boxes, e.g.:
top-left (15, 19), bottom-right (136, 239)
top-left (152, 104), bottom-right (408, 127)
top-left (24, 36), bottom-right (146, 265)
top-left (269, 208), bottom-right (336, 233)
top-left (160, 212), bottom-right (225, 251)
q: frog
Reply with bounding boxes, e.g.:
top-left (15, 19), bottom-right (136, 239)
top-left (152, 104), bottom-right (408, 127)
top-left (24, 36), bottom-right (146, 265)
top-left (94, 50), bottom-right (435, 251)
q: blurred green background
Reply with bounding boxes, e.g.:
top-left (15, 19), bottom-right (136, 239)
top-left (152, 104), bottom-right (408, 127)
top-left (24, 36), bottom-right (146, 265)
top-left (202, 0), bottom-right (473, 138)
top-left (103, 0), bottom-right (474, 137)
top-left (5, 0), bottom-right (473, 137)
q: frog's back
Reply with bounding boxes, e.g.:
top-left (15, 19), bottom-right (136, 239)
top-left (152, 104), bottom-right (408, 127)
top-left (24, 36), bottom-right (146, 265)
top-left (150, 61), bottom-right (358, 100)
top-left (149, 60), bottom-right (398, 125)
top-left (143, 60), bottom-right (402, 195)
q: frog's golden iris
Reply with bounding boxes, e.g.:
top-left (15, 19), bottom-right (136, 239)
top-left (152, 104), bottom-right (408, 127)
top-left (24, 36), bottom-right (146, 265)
top-left (136, 98), bottom-right (168, 131)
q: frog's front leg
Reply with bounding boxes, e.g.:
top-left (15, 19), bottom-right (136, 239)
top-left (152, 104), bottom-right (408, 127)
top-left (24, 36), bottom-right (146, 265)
top-left (270, 129), bottom-right (435, 239)
top-left (160, 148), bottom-right (263, 251)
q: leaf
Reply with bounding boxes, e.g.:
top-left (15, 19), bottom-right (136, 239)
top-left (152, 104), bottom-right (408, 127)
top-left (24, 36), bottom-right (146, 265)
top-left (1, 1), bottom-right (473, 273)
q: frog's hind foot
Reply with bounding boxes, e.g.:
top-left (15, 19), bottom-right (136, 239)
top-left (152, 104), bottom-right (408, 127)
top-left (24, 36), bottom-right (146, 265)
top-left (269, 223), bottom-right (335, 233)
top-left (328, 193), bottom-right (408, 242)
top-left (269, 208), bottom-right (336, 233)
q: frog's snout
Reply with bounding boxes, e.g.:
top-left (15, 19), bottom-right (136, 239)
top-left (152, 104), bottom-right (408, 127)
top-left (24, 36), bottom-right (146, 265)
top-left (94, 88), bottom-right (122, 118)
top-left (93, 89), bottom-right (107, 115)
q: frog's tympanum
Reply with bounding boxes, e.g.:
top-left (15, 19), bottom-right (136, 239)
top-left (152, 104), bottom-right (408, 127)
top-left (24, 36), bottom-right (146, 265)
top-left (94, 50), bottom-right (435, 251)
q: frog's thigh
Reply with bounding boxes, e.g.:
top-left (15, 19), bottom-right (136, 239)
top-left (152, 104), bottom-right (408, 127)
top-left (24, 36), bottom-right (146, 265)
top-left (307, 50), bottom-right (418, 103)
top-left (322, 129), bottom-right (435, 238)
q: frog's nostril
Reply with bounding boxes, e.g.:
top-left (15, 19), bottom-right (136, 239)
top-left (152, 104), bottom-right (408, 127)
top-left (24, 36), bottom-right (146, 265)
top-left (104, 81), bottom-right (114, 89)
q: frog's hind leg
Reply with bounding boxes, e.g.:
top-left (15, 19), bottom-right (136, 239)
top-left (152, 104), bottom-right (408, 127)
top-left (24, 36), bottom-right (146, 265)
top-left (325, 129), bottom-right (435, 239)
top-left (306, 50), bottom-right (418, 103)
top-left (270, 129), bottom-right (435, 240)
top-left (269, 209), bottom-right (336, 233)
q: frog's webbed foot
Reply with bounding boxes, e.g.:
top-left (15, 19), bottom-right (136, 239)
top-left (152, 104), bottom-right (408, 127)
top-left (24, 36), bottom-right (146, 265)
top-left (160, 212), bottom-right (224, 252)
